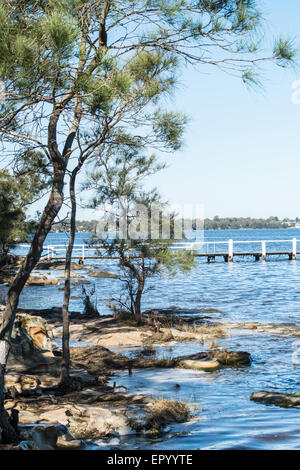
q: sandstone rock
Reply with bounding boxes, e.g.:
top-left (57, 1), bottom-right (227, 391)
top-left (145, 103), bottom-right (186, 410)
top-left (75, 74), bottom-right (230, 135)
top-left (175, 350), bottom-right (251, 367)
top-left (28, 326), bottom-right (51, 350)
top-left (0, 312), bottom-right (61, 375)
top-left (250, 391), bottom-right (300, 408)
top-left (19, 423), bottom-right (81, 450)
top-left (178, 359), bottom-right (220, 372)
top-left (213, 350), bottom-right (251, 366)
top-left (57, 321), bottom-right (153, 348)
top-left (70, 279), bottom-right (91, 285)
top-left (58, 271), bottom-right (82, 279)
top-left (88, 270), bottom-right (118, 279)
top-left (25, 276), bottom-right (61, 286)
top-left (69, 406), bottom-right (133, 439)
top-left (17, 404), bottom-right (133, 440)
top-left (18, 440), bottom-right (36, 450)
top-left (15, 314), bottom-right (60, 354)
top-left (36, 261), bottom-right (95, 271)
top-left (57, 434), bottom-right (83, 449)
top-left (5, 374), bottom-right (41, 397)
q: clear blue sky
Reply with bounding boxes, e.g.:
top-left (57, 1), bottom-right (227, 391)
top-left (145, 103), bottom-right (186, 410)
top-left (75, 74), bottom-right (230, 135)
top-left (140, 0), bottom-right (300, 220)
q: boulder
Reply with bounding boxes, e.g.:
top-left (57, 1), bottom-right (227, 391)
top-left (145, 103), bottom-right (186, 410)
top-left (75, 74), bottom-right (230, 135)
top-left (0, 312), bottom-right (61, 375)
top-left (17, 306), bottom-right (83, 323)
top-left (17, 404), bottom-right (133, 440)
top-left (212, 350), bottom-right (251, 366)
top-left (36, 261), bottom-right (96, 271)
top-left (58, 271), bottom-right (82, 279)
top-left (88, 270), bottom-right (118, 279)
top-left (250, 391), bottom-right (300, 408)
top-left (178, 359), bottom-right (220, 372)
top-left (14, 313), bottom-right (60, 354)
top-left (70, 279), bottom-right (91, 285)
top-left (175, 350), bottom-right (251, 367)
top-left (25, 275), bottom-right (61, 286)
top-left (56, 434), bottom-right (82, 449)
top-left (19, 423), bottom-right (82, 450)
top-left (5, 374), bottom-right (41, 397)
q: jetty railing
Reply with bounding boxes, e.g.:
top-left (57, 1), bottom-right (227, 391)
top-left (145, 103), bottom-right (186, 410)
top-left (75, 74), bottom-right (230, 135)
top-left (17, 238), bottom-right (300, 263)
top-left (185, 238), bottom-right (299, 262)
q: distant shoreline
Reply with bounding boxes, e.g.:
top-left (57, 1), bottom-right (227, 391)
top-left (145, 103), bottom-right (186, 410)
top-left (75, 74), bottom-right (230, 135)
top-left (203, 226), bottom-right (300, 231)
top-left (49, 217), bottom-right (300, 233)
top-left (49, 226), bottom-right (300, 234)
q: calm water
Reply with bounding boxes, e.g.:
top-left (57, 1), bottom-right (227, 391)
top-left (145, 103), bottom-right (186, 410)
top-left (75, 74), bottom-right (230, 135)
top-left (9, 228), bottom-right (300, 323)
top-left (105, 333), bottom-right (300, 450)
top-left (3, 228), bottom-right (300, 449)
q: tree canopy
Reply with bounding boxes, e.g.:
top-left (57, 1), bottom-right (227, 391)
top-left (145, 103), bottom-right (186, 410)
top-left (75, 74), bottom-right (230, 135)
top-left (86, 137), bottom-right (195, 324)
top-left (0, 151), bottom-right (51, 258)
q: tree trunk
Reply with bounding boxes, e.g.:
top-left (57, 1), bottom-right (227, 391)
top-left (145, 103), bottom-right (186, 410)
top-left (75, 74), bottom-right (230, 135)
top-left (119, 249), bottom-right (145, 325)
top-left (0, 167), bottom-right (65, 442)
top-left (0, 363), bottom-right (18, 444)
top-left (59, 170), bottom-right (78, 392)
top-left (134, 257), bottom-right (145, 326)
top-left (134, 281), bottom-right (144, 326)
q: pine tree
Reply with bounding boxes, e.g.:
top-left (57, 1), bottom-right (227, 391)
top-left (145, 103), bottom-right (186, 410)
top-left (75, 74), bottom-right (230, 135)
top-left (86, 138), bottom-right (194, 325)
top-left (0, 151), bottom-right (51, 261)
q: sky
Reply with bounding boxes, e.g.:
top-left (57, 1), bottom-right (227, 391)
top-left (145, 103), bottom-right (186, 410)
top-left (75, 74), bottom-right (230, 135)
top-left (144, 0), bottom-right (300, 221)
top-left (28, 1), bottom-right (300, 221)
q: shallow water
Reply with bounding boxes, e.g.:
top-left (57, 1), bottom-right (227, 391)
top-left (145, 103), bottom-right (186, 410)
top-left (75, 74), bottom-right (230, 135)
top-left (3, 228), bottom-right (300, 449)
top-left (103, 334), bottom-right (300, 450)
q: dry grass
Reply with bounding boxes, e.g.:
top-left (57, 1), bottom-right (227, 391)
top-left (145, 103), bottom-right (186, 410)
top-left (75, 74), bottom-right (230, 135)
top-left (144, 328), bottom-right (175, 344)
top-left (208, 340), bottom-right (220, 350)
top-left (115, 309), bottom-right (135, 322)
top-left (177, 322), bottom-right (227, 338)
top-left (145, 398), bottom-right (191, 433)
top-left (134, 345), bottom-right (156, 358)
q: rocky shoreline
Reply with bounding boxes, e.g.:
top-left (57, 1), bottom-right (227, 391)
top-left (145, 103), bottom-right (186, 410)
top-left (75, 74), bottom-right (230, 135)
top-left (1, 259), bottom-right (300, 450)
top-left (0, 302), bottom-right (255, 450)
top-left (2, 306), bottom-right (300, 450)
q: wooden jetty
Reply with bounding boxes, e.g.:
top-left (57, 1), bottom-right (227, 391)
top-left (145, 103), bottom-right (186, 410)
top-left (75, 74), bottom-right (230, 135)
top-left (194, 238), bottom-right (299, 263)
top-left (23, 237), bottom-right (300, 263)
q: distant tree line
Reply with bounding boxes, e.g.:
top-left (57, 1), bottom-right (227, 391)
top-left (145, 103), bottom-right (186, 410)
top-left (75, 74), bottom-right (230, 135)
top-left (201, 216), bottom-right (293, 231)
top-left (51, 216), bottom-right (295, 233)
top-left (51, 220), bottom-right (98, 234)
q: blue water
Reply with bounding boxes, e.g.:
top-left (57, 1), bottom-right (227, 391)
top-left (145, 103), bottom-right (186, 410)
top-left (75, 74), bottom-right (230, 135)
top-left (3, 228), bottom-right (300, 449)
top-left (107, 334), bottom-right (300, 450)
top-left (7, 228), bottom-right (300, 323)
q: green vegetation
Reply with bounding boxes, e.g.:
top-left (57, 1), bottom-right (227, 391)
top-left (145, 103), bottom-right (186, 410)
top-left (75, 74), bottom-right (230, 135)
top-left (51, 220), bottom-right (98, 233)
top-left (202, 216), bottom-right (293, 230)
top-left (87, 138), bottom-right (195, 325)
top-left (0, 151), bottom-right (51, 259)
top-left (52, 216), bottom-right (295, 233)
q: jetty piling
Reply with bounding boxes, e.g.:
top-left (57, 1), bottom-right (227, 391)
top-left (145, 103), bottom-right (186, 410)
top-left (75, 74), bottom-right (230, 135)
top-left (262, 241), bottom-right (266, 261)
top-left (293, 237), bottom-right (297, 260)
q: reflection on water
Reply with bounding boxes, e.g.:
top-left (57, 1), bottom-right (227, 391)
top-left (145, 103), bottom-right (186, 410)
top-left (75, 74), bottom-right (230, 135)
top-left (3, 228), bottom-right (300, 449)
